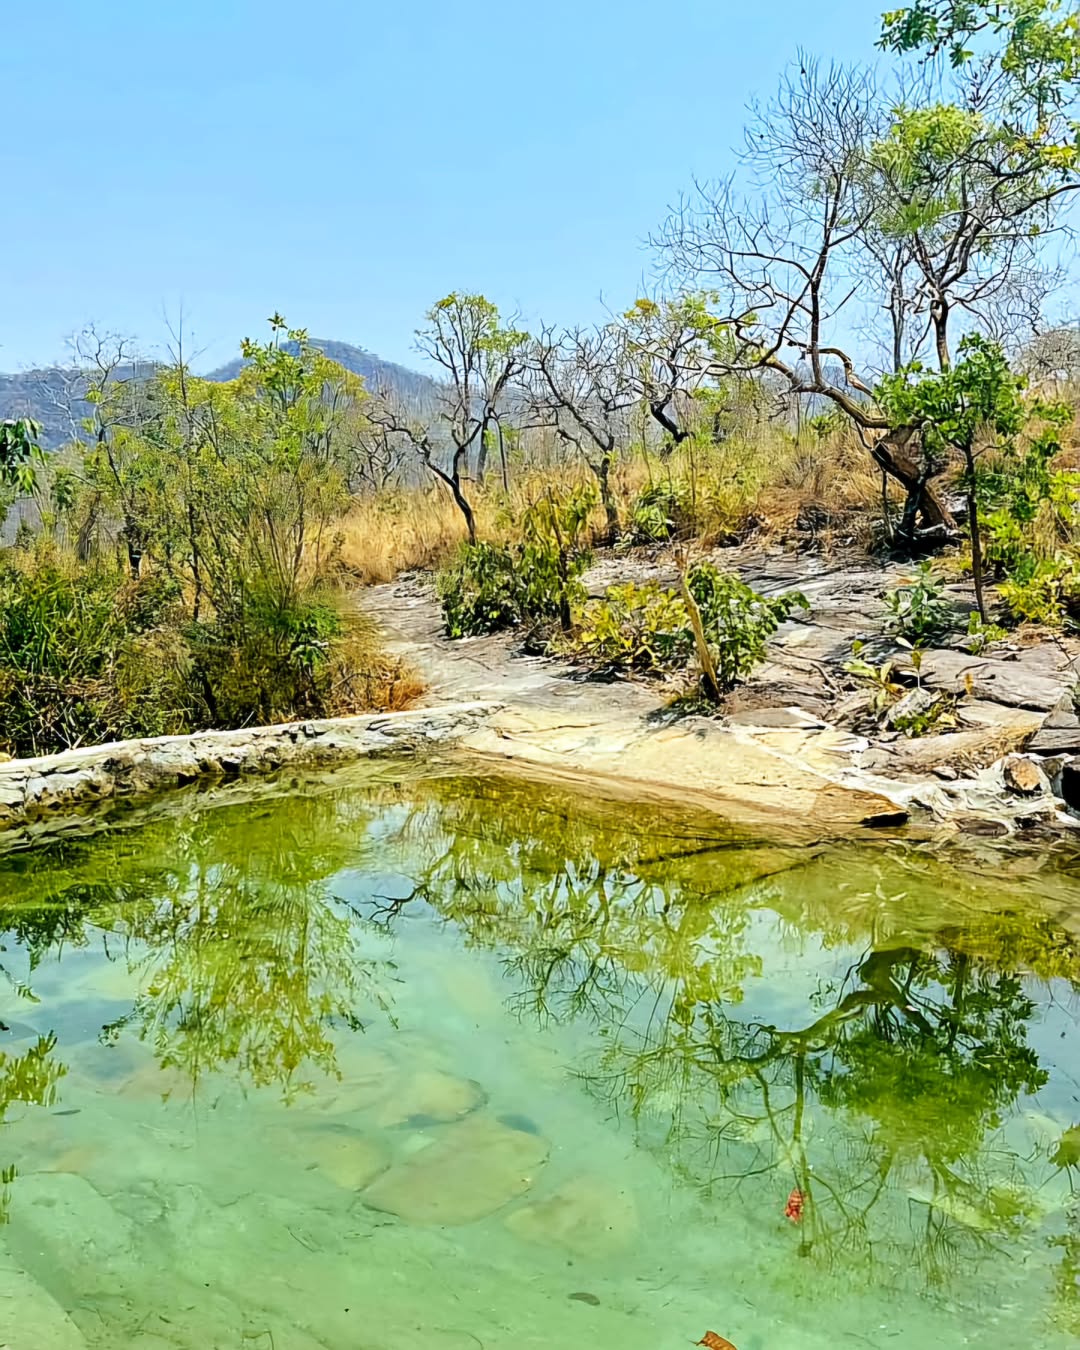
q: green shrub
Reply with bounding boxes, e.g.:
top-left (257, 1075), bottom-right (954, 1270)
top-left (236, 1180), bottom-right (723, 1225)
top-left (629, 482), bottom-right (691, 543)
top-left (437, 489), bottom-right (594, 638)
top-left (437, 541), bottom-right (525, 638)
top-left (882, 563), bottom-right (955, 645)
top-left (999, 554), bottom-right (1080, 628)
top-left (0, 547), bottom-right (419, 757)
top-left (686, 562), bottom-right (808, 690)
top-left (570, 565), bottom-right (805, 689)
top-left (0, 548), bottom-right (188, 756)
top-left (573, 582), bottom-right (694, 673)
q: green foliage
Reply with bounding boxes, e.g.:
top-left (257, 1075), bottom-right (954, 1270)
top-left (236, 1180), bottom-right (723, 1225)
top-left (877, 335), bottom-right (1027, 464)
top-left (998, 552), bottom-right (1080, 625)
top-left (571, 564), bottom-right (805, 689)
top-left (883, 562), bottom-right (956, 643)
top-left (573, 581), bottom-right (694, 673)
top-left (845, 645), bottom-right (908, 713)
top-left (686, 562), bottom-right (808, 690)
top-left (880, 1), bottom-right (1080, 120)
top-left (964, 612), bottom-right (1008, 653)
top-left (0, 547), bottom-right (189, 755)
top-left (437, 540), bottom-right (523, 638)
top-left (629, 481), bottom-right (691, 542)
top-left (0, 418), bottom-right (43, 495)
top-left (437, 487), bottom-right (594, 638)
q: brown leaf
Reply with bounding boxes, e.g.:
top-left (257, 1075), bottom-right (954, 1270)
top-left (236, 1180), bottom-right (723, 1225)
top-left (696, 1333), bottom-right (738, 1350)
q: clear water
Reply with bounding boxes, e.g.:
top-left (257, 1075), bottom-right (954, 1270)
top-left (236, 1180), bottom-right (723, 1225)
top-left (0, 763), bottom-right (1078, 1349)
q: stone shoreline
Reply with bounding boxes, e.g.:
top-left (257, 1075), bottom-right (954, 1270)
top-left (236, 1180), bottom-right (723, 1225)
top-left (0, 704), bottom-right (493, 851)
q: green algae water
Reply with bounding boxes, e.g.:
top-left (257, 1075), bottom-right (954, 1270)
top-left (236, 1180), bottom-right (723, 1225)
top-left (0, 766), bottom-right (1078, 1348)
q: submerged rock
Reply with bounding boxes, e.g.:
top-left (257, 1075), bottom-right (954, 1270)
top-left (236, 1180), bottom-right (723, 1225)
top-left (362, 1114), bottom-right (549, 1224)
top-left (287, 1126), bottom-right (389, 1191)
top-left (0, 1264), bottom-right (86, 1348)
top-left (505, 1174), bottom-right (638, 1256)
top-left (375, 1068), bottom-right (485, 1128)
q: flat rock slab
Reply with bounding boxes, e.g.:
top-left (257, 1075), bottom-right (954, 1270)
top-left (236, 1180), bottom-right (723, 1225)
top-left (374, 1069), bottom-right (486, 1128)
top-left (505, 1175), bottom-right (638, 1257)
top-left (0, 1264), bottom-right (87, 1348)
top-left (280, 1126), bottom-right (389, 1191)
top-left (916, 650), bottom-right (1070, 711)
top-left (462, 707), bottom-right (906, 833)
top-left (362, 1114), bottom-right (550, 1224)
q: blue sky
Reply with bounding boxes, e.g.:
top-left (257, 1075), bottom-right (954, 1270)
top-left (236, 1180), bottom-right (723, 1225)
top-left (2, 0), bottom-right (884, 373)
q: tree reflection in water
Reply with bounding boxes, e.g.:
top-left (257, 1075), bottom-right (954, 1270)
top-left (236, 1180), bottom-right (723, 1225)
top-left (0, 769), bottom-right (1076, 1330)
top-left (0, 791), bottom-right (400, 1103)
top-left (385, 775), bottom-right (1080, 1327)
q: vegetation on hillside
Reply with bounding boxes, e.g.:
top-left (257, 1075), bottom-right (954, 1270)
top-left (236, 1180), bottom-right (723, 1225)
top-left (3, 0), bottom-right (1080, 752)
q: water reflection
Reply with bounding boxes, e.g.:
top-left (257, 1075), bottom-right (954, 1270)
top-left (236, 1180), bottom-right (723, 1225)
top-left (383, 775), bottom-right (1080, 1326)
top-left (0, 769), bottom-right (1077, 1334)
top-left (1, 794), bottom-right (399, 1101)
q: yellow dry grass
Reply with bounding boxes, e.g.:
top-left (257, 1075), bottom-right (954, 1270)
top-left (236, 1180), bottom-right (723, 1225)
top-left (335, 426), bottom-right (897, 584)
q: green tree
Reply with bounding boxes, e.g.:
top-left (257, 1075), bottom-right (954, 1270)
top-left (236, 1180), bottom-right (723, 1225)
top-left (880, 1), bottom-right (1080, 118)
top-left (0, 418), bottom-right (43, 495)
top-left (369, 294), bottom-right (529, 538)
top-left (877, 332), bottom-right (1068, 620)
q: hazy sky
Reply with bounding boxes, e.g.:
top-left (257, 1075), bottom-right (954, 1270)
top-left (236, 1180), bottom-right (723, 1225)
top-left (3, 0), bottom-right (883, 373)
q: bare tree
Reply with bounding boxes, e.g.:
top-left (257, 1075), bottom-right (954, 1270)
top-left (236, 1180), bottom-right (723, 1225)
top-left (367, 294), bottom-right (528, 541)
top-left (865, 63), bottom-right (1078, 373)
top-left (528, 323), bottom-right (639, 542)
top-left (655, 61), bottom-right (955, 544)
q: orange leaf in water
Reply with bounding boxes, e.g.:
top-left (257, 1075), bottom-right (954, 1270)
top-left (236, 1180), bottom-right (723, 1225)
top-left (696, 1333), bottom-right (738, 1350)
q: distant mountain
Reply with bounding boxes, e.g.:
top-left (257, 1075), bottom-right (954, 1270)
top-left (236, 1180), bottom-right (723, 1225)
top-left (0, 339), bottom-right (437, 449)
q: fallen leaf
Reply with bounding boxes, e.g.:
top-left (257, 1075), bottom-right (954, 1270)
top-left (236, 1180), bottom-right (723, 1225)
top-left (696, 1333), bottom-right (738, 1350)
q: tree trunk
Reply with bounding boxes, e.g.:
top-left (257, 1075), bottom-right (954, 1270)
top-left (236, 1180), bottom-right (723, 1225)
top-left (962, 445), bottom-right (987, 623)
top-left (593, 455), bottom-right (618, 545)
top-left (872, 427), bottom-right (955, 553)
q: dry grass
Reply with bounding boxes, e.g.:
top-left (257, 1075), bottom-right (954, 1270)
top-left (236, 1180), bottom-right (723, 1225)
top-left (335, 426), bottom-right (902, 585)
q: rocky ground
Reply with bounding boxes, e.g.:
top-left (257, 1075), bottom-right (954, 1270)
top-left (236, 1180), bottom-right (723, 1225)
top-left (366, 543), bottom-right (1080, 838)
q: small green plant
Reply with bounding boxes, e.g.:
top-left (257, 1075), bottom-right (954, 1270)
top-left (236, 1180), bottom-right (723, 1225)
top-left (890, 695), bottom-right (957, 738)
top-left (686, 563), bottom-right (808, 692)
top-left (883, 563), bottom-right (955, 644)
top-left (572, 582), bottom-right (693, 673)
top-left (844, 642), bottom-right (907, 713)
top-left (963, 612), bottom-right (1008, 654)
top-left (999, 553), bottom-right (1080, 628)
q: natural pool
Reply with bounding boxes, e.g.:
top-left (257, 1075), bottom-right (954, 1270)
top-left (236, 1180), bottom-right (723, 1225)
top-left (0, 764), bottom-right (1077, 1349)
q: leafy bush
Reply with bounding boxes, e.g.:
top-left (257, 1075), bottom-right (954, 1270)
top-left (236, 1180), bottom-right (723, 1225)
top-left (570, 564), bottom-right (805, 690)
top-left (0, 548), bottom-right (189, 756)
top-left (686, 563), bottom-right (808, 690)
top-left (437, 488), bottom-right (594, 638)
top-left (0, 547), bottom-right (419, 758)
top-left (999, 554), bottom-right (1080, 628)
top-left (437, 540), bottom-right (530, 638)
top-left (629, 482), bottom-right (691, 543)
top-left (882, 563), bottom-right (955, 644)
top-left (573, 582), bottom-right (694, 672)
